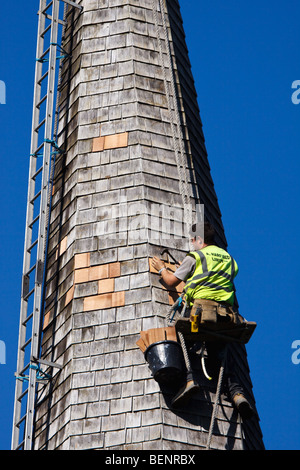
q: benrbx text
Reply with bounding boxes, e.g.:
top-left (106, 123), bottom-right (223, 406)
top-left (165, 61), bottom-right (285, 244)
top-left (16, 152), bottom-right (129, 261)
top-left (105, 454), bottom-right (196, 466)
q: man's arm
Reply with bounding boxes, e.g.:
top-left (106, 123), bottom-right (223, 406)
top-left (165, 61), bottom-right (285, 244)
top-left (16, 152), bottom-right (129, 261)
top-left (151, 255), bottom-right (196, 288)
top-left (151, 256), bottom-right (181, 288)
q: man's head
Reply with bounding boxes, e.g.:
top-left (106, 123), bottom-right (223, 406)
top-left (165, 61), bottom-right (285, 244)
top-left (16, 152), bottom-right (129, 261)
top-left (189, 221), bottom-right (215, 250)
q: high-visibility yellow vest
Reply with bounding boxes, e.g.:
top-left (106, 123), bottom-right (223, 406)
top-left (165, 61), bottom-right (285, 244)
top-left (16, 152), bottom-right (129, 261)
top-left (184, 245), bottom-right (238, 306)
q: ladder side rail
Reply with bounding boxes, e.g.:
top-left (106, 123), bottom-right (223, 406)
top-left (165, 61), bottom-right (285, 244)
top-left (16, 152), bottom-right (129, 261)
top-left (24, 0), bottom-right (61, 451)
top-left (36, 1), bottom-right (68, 369)
top-left (11, 0), bottom-right (48, 450)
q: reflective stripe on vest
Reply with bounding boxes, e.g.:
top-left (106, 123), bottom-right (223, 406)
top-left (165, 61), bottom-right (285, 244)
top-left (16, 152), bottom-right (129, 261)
top-left (185, 251), bottom-right (235, 292)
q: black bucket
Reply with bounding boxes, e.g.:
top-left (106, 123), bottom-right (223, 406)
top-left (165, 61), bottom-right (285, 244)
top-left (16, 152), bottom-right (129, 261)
top-left (144, 340), bottom-right (186, 385)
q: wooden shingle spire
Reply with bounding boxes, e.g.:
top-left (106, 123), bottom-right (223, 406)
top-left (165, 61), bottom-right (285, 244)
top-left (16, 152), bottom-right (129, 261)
top-left (33, 0), bottom-right (264, 450)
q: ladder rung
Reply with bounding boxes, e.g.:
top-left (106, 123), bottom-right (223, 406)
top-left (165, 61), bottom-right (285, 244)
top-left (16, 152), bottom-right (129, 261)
top-left (15, 413), bottom-right (27, 429)
top-left (23, 311), bottom-right (33, 326)
top-left (37, 94), bottom-right (47, 109)
top-left (41, 1), bottom-right (53, 15)
top-left (35, 118), bottom-right (46, 133)
top-left (38, 47), bottom-right (51, 63)
top-left (25, 263), bottom-right (36, 278)
top-left (18, 361), bottom-right (31, 377)
top-left (37, 70), bottom-right (49, 86)
top-left (33, 165), bottom-right (43, 180)
top-left (41, 23), bottom-right (52, 39)
top-left (23, 287), bottom-right (35, 302)
top-left (21, 337), bottom-right (32, 352)
top-left (15, 440), bottom-right (25, 451)
top-left (30, 190), bottom-right (41, 205)
top-left (18, 387), bottom-right (29, 402)
top-left (31, 142), bottom-right (45, 157)
top-left (27, 238), bottom-right (38, 253)
top-left (29, 214), bottom-right (40, 229)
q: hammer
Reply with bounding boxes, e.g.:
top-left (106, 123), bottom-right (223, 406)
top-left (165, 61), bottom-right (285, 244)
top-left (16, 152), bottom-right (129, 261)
top-left (160, 248), bottom-right (179, 266)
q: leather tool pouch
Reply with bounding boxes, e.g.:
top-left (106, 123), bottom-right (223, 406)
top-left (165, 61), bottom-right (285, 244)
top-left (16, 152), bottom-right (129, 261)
top-left (217, 305), bottom-right (244, 325)
top-left (190, 300), bottom-right (243, 326)
top-left (201, 306), bottom-right (218, 323)
top-left (190, 301), bottom-right (217, 324)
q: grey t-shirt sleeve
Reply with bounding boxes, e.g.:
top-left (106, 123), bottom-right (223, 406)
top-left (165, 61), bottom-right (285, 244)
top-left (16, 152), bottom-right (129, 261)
top-left (173, 255), bottom-right (196, 282)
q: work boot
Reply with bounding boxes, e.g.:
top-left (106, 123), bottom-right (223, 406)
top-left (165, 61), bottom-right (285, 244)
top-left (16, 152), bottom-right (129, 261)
top-left (233, 393), bottom-right (254, 420)
top-left (171, 380), bottom-right (200, 408)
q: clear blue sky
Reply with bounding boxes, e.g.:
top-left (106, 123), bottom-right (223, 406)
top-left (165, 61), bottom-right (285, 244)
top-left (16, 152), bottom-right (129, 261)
top-left (0, 0), bottom-right (299, 450)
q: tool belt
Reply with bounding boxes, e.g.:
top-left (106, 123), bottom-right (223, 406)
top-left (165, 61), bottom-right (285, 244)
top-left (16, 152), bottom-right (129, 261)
top-left (190, 298), bottom-right (244, 329)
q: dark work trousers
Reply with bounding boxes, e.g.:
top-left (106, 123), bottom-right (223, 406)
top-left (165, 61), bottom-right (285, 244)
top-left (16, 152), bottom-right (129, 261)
top-left (182, 305), bottom-right (244, 400)
top-left (205, 341), bottom-right (244, 400)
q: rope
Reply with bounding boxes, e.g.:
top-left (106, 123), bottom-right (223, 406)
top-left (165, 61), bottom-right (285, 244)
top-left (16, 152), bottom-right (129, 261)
top-left (177, 331), bottom-right (192, 374)
top-left (206, 345), bottom-right (228, 450)
top-left (152, 0), bottom-right (193, 234)
top-left (239, 412), bottom-right (245, 449)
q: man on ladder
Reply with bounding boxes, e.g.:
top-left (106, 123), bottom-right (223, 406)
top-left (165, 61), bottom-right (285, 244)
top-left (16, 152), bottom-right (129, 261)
top-left (151, 222), bottom-right (254, 420)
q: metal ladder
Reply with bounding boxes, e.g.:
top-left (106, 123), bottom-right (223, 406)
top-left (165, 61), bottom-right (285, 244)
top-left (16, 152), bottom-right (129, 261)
top-left (11, 0), bottom-right (83, 451)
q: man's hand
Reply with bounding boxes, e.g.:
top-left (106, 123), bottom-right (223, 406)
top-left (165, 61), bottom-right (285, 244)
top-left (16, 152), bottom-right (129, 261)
top-left (151, 256), bottom-right (165, 272)
top-left (151, 256), bottom-right (181, 288)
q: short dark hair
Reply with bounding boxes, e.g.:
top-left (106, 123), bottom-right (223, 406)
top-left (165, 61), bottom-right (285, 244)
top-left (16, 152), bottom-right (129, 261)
top-left (190, 221), bottom-right (215, 244)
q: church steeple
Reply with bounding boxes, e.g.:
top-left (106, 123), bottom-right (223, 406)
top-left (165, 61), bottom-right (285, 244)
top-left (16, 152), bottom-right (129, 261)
top-left (15, 0), bottom-right (264, 450)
